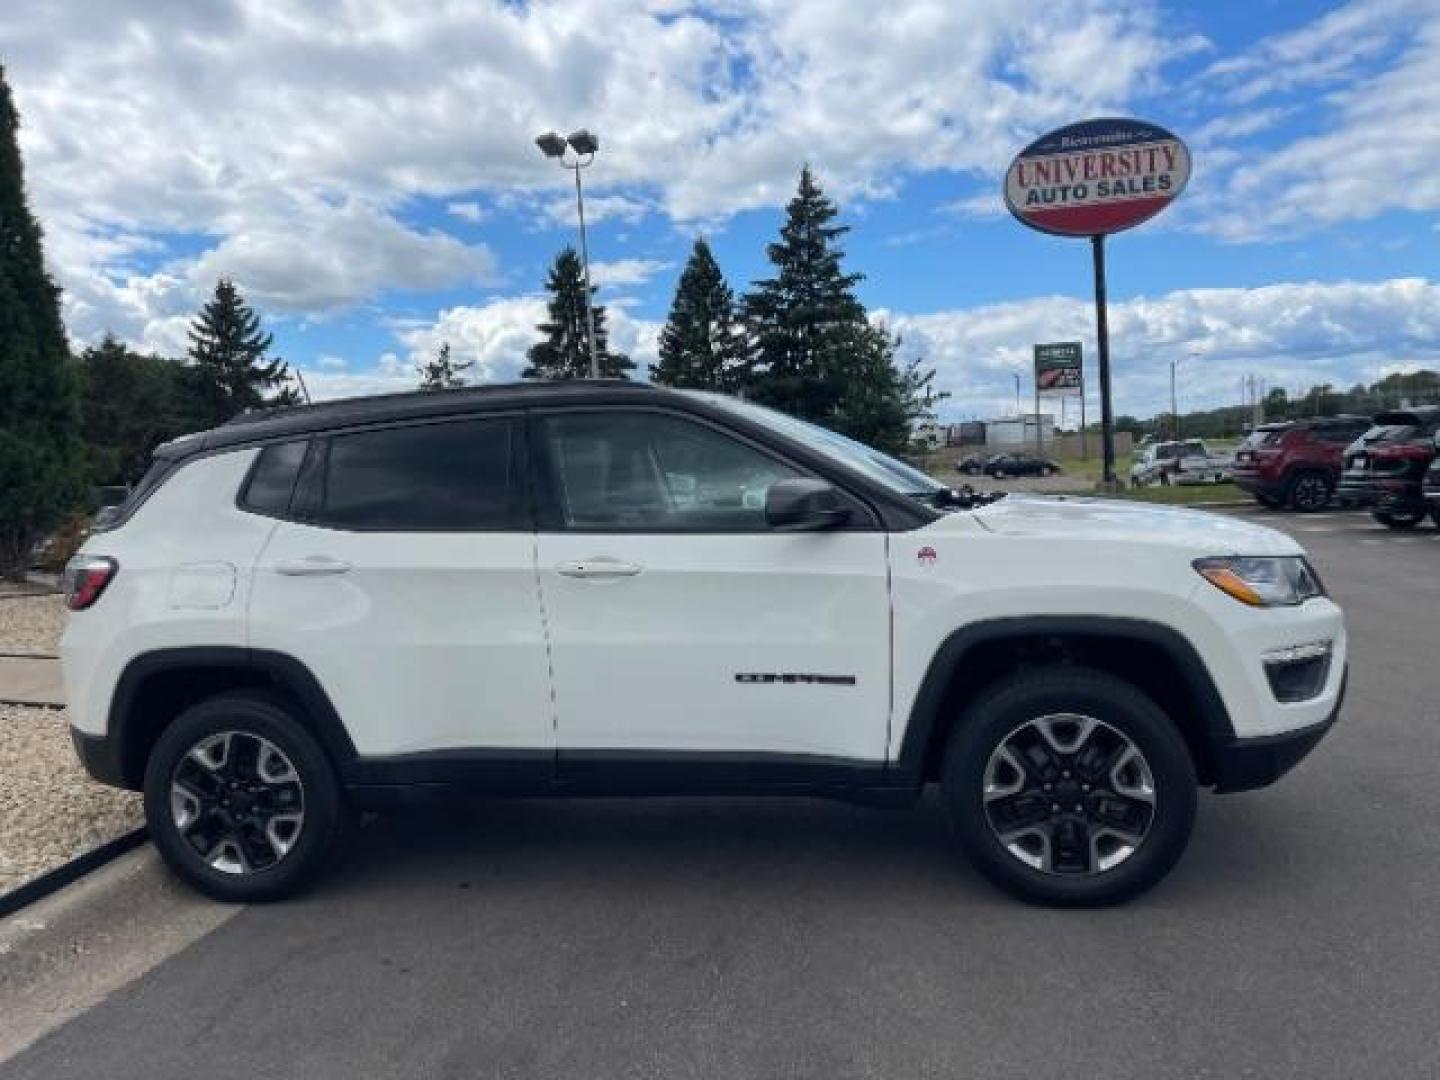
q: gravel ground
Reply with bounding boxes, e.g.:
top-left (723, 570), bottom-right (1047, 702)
top-left (0, 595), bottom-right (68, 655)
top-left (0, 704), bottom-right (142, 895)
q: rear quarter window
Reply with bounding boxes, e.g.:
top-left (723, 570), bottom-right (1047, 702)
top-left (238, 440), bottom-right (310, 518)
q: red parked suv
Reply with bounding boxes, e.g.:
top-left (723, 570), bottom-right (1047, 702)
top-left (1337, 408), bottom-right (1440, 528)
top-left (1232, 415), bottom-right (1371, 512)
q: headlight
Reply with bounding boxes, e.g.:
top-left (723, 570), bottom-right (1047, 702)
top-left (1193, 556), bottom-right (1325, 608)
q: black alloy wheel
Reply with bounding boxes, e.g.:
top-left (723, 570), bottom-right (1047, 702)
top-left (943, 667), bottom-right (1196, 906)
top-left (144, 690), bottom-right (347, 901)
top-left (1287, 472), bottom-right (1333, 513)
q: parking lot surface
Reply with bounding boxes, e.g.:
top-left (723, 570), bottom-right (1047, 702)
top-left (3, 506), bottom-right (1438, 1080)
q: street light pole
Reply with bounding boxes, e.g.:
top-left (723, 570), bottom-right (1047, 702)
top-left (536, 129), bottom-right (602, 379)
top-left (1170, 357), bottom-right (1179, 440)
top-left (1014, 372), bottom-right (1022, 416)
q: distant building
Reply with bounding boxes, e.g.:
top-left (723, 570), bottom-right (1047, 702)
top-left (913, 421), bottom-right (946, 450)
top-left (985, 414), bottom-right (1056, 448)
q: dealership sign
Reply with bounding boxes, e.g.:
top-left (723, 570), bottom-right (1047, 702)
top-left (1034, 341), bottom-right (1082, 398)
top-left (1004, 118), bottom-right (1191, 237)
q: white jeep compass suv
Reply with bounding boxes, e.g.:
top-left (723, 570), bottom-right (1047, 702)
top-left (63, 382), bottom-right (1347, 906)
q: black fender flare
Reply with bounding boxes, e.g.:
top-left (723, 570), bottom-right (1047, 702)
top-left (890, 615), bottom-right (1234, 783)
top-left (107, 647), bottom-right (357, 787)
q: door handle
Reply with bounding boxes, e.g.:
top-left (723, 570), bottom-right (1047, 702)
top-left (555, 558), bottom-right (642, 579)
top-left (274, 556), bottom-right (353, 577)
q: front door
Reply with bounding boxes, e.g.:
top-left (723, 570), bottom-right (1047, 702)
top-left (531, 408), bottom-right (892, 781)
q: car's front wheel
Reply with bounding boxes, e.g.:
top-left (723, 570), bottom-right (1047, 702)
top-left (143, 690), bottom-right (347, 902)
top-left (942, 667), bottom-right (1197, 906)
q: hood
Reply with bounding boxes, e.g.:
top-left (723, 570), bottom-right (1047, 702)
top-left (962, 494), bottom-right (1301, 556)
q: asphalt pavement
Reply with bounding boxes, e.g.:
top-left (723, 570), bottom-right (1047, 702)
top-left (3, 505), bottom-right (1438, 1080)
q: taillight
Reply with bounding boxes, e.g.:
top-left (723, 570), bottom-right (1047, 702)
top-left (63, 556), bottom-right (118, 611)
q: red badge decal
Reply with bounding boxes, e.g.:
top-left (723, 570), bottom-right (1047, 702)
top-left (917, 546), bottom-right (937, 565)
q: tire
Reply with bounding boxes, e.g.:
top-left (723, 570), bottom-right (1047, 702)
top-left (1286, 471), bottom-right (1332, 513)
top-left (1373, 509), bottom-right (1424, 529)
top-left (940, 667), bottom-right (1197, 907)
top-left (143, 690), bottom-right (347, 902)
top-left (1041, 467), bottom-right (1055, 478)
top-left (1432, 509), bottom-right (1440, 529)
top-left (992, 469), bottom-right (1006, 479)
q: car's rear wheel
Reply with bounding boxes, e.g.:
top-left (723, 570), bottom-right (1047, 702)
top-left (143, 690), bottom-right (347, 902)
top-left (1373, 509), bottom-right (1424, 529)
top-left (941, 667), bottom-right (1196, 906)
top-left (1286, 471), bottom-right (1332, 513)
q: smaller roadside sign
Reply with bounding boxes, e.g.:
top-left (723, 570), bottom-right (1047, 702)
top-left (1035, 341), bottom-right (1082, 398)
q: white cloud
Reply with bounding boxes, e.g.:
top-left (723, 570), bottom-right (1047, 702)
top-left (2, 0), bottom-right (1185, 325)
top-left (445, 201), bottom-right (488, 224)
top-left (882, 277), bottom-right (1440, 420)
top-left (385, 292), bottom-right (661, 391)
top-left (186, 199), bottom-right (497, 314)
top-left (540, 193), bottom-right (653, 229)
top-left (590, 258), bottom-right (671, 288)
top-left (1191, 0), bottom-right (1440, 239)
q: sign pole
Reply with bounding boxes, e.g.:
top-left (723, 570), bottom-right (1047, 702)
top-left (1092, 234), bottom-right (1116, 488)
top-left (1034, 378), bottom-right (1042, 456)
top-left (1080, 377), bottom-right (1088, 460)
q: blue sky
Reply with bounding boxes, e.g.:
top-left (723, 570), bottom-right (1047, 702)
top-left (4, 0), bottom-right (1438, 421)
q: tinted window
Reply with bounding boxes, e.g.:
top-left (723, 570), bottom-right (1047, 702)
top-left (541, 412), bottom-right (800, 530)
top-left (240, 441), bottom-right (308, 517)
top-left (1314, 423), bottom-right (1367, 444)
top-left (315, 419), bottom-right (515, 530)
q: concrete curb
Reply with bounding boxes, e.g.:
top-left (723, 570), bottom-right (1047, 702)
top-left (0, 827), bottom-right (149, 920)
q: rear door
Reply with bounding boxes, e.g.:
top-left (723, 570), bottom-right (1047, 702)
top-left (246, 415), bottom-right (553, 773)
top-left (530, 407), bottom-right (893, 780)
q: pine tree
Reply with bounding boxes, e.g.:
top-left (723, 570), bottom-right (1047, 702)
top-left (741, 166), bottom-right (866, 420)
top-left (186, 278), bottom-right (295, 425)
top-left (741, 166), bottom-right (942, 452)
top-left (523, 247), bottom-right (633, 380)
top-left (651, 238), bottom-right (745, 391)
top-left (416, 341), bottom-right (473, 390)
top-left (0, 66), bottom-right (86, 579)
top-left (77, 335), bottom-right (198, 485)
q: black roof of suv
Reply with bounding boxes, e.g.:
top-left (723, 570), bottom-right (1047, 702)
top-left (161, 380), bottom-right (665, 461)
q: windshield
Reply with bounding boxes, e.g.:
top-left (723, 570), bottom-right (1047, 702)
top-left (682, 391), bottom-right (948, 496)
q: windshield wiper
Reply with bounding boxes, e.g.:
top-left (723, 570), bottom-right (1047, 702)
top-left (910, 487), bottom-right (1005, 510)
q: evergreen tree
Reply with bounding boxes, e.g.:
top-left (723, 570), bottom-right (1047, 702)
top-left (0, 66), bottom-right (86, 579)
top-left (416, 341), bottom-right (473, 390)
top-left (651, 238), bottom-right (745, 391)
top-left (186, 278), bottom-right (295, 425)
top-left (741, 166), bottom-right (942, 452)
top-left (78, 335), bottom-right (194, 485)
top-left (523, 247), bottom-right (632, 380)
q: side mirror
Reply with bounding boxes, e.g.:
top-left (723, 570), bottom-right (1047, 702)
top-left (765, 478), bottom-right (850, 531)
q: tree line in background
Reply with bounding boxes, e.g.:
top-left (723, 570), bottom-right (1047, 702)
top-left (1113, 370), bottom-right (1440, 442)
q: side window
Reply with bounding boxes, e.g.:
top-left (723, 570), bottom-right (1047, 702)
top-left (239, 440), bottom-right (308, 517)
top-left (541, 412), bottom-right (801, 530)
top-left (311, 419), bottom-right (516, 531)
top-left (1316, 425), bottom-right (1363, 445)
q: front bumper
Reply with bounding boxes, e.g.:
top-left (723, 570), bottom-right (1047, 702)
top-left (1207, 667), bottom-right (1346, 793)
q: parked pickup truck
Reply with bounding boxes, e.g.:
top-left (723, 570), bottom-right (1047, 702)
top-left (1130, 439), bottom-right (1233, 487)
